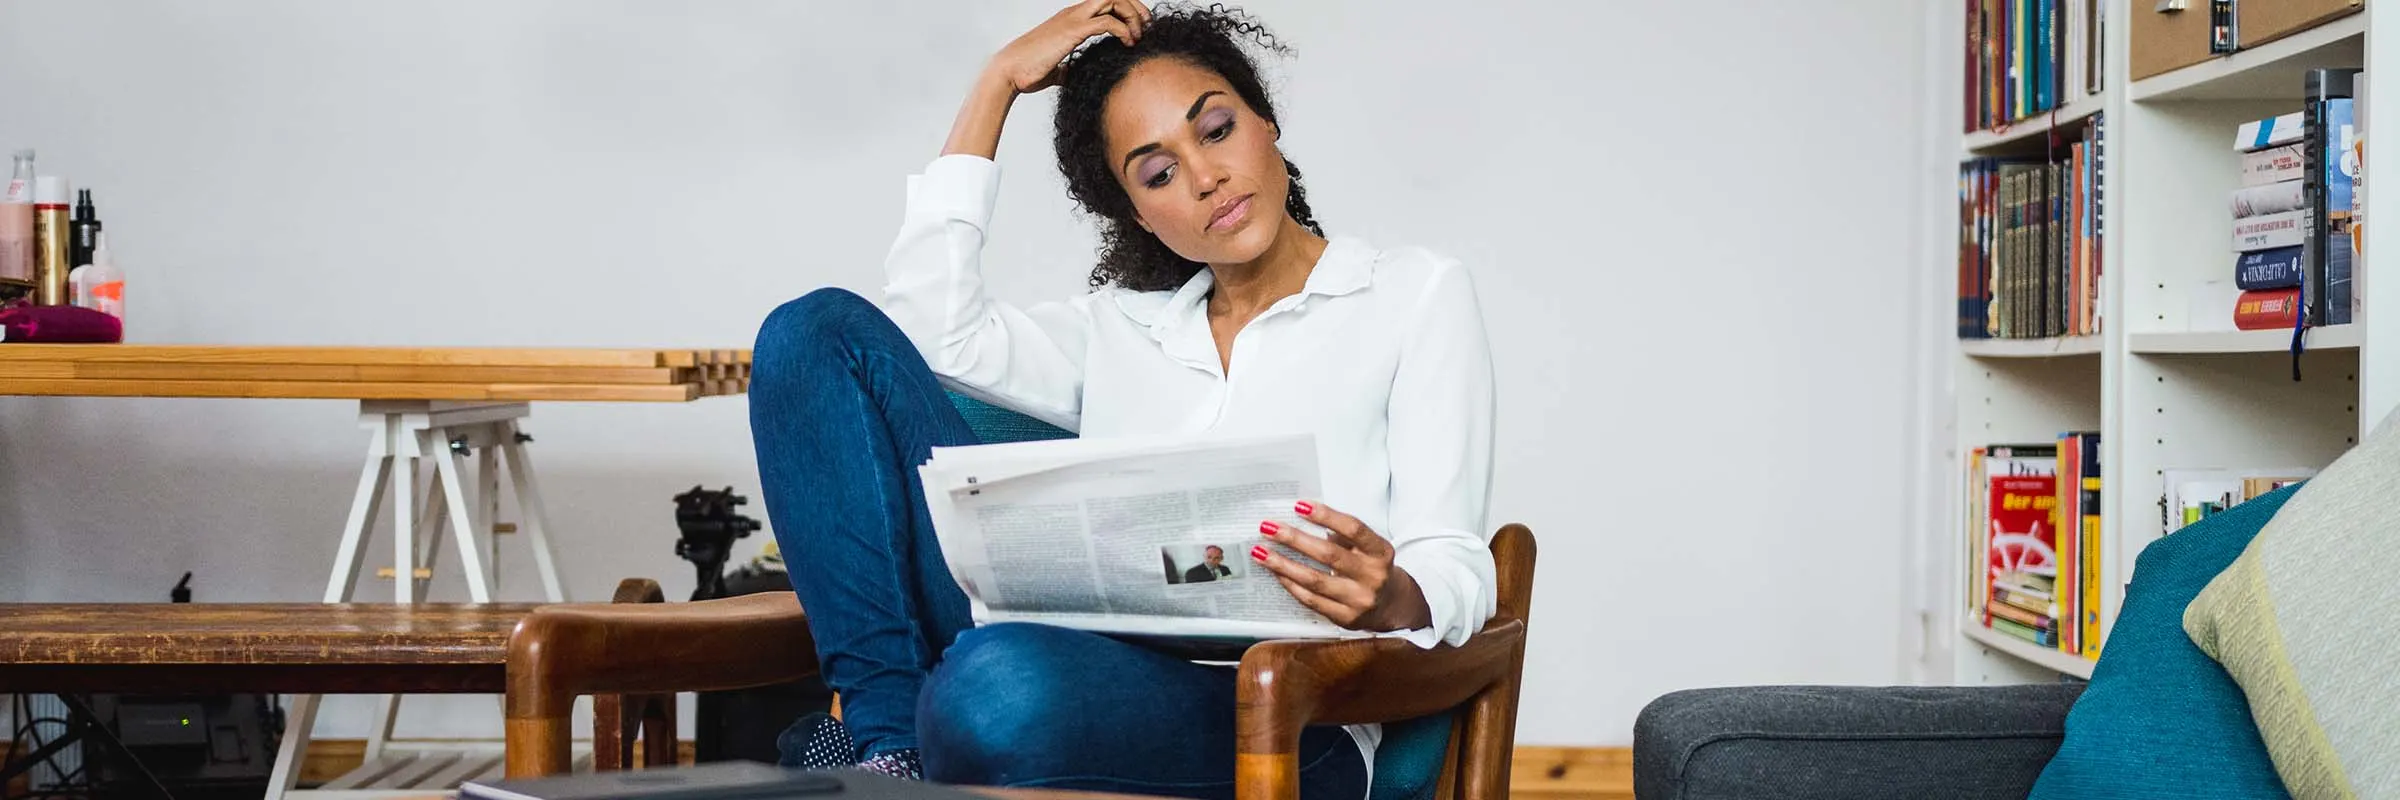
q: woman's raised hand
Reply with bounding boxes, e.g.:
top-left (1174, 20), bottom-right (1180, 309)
top-left (986, 0), bottom-right (1152, 94)
top-left (944, 3), bottom-right (1148, 165)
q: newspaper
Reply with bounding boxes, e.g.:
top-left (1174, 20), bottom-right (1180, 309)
top-left (919, 432), bottom-right (1364, 642)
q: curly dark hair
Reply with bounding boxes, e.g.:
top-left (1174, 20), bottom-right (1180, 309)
top-left (1052, 3), bottom-right (1324, 292)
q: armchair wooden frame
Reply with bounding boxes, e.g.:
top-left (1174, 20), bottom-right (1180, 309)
top-left (503, 524), bottom-right (1535, 800)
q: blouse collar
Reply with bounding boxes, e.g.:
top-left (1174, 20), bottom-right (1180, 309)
top-left (1118, 235), bottom-right (1377, 375)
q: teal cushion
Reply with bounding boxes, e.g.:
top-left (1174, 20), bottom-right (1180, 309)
top-left (945, 390), bottom-right (1072, 443)
top-left (2027, 483), bottom-right (2302, 799)
top-left (1370, 712), bottom-right (1454, 800)
top-left (942, 389), bottom-right (1453, 800)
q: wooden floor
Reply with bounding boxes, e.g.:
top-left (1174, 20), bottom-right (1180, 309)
top-left (285, 740), bottom-right (1631, 799)
top-left (1509, 747), bottom-right (1634, 800)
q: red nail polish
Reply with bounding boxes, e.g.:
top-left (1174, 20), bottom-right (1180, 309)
top-left (1295, 501), bottom-right (1315, 515)
top-left (1260, 521), bottom-right (1279, 536)
top-left (1250, 545), bottom-right (1269, 562)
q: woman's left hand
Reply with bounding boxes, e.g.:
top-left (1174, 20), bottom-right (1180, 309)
top-left (1252, 500), bottom-right (1432, 632)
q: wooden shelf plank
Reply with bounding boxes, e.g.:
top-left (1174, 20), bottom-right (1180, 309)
top-left (2132, 14), bottom-right (2366, 102)
top-left (1961, 335), bottom-right (2104, 358)
top-left (0, 344), bottom-right (744, 369)
top-left (0, 378), bottom-right (702, 402)
top-left (53, 363), bottom-right (689, 385)
top-left (2129, 325), bottom-right (2362, 354)
top-left (1962, 621), bottom-right (2094, 679)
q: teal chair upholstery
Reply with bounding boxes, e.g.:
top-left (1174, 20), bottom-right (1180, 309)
top-left (942, 390), bottom-right (1458, 800)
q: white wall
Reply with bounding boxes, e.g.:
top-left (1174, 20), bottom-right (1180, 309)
top-left (0, 0), bottom-right (1929, 748)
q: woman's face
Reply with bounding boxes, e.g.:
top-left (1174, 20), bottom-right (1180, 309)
top-left (1101, 57), bottom-right (1289, 267)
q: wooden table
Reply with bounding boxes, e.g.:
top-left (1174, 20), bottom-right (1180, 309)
top-left (0, 345), bottom-right (752, 798)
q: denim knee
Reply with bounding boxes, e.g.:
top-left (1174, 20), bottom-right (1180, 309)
top-left (916, 623), bottom-right (1086, 782)
top-left (755, 287), bottom-right (877, 362)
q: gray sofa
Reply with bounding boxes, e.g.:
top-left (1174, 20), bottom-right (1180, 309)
top-left (1631, 682), bottom-right (2085, 800)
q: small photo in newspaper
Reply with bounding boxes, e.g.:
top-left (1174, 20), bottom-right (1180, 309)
top-left (1160, 543), bottom-right (1252, 586)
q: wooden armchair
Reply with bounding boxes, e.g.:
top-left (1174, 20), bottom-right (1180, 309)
top-left (502, 524), bottom-right (1535, 800)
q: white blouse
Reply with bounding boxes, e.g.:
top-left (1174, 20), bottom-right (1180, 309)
top-left (881, 153), bottom-right (1499, 651)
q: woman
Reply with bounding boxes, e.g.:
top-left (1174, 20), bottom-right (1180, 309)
top-left (750, 2), bottom-right (1496, 797)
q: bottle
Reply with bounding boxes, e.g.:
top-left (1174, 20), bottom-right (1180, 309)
top-left (0, 150), bottom-right (32, 290)
top-left (33, 176), bottom-right (71, 306)
top-left (70, 232), bottom-right (124, 319)
top-left (70, 188), bottom-right (101, 270)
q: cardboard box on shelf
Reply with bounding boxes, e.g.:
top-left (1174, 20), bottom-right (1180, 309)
top-left (2237, 0), bottom-right (2362, 50)
top-left (2132, 0), bottom-right (2221, 80)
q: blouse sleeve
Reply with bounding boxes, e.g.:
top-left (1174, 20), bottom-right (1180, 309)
top-left (1383, 257), bottom-right (1500, 648)
top-left (881, 154), bottom-right (1092, 431)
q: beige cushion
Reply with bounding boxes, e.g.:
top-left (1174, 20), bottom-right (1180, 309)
top-left (2185, 408), bottom-right (2400, 800)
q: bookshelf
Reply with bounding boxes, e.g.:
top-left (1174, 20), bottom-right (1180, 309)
top-left (2129, 324), bottom-right (2363, 353)
top-left (1925, 1), bottom-right (2399, 687)
top-left (1961, 334), bottom-right (2105, 357)
top-left (1963, 93), bottom-right (2110, 150)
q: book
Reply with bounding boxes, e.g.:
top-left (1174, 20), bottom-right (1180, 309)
top-left (2356, 71), bottom-right (2369, 266)
top-left (918, 432), bottom-right (1366, 642)
top-left (2234, 209), bottom-right (2307, 250)
top-left (2241, 144), bottom-right (2307, 187)
top-left (2232, 179), bottom-right (2306, 218)
top-left (2238, 111), bottom-right (2307, 151)
top-left (2237, 246), bottom-right (2306, 290)
top-left (2234, 288), bottom-right (2303, 329)
top-left (2070, 431), bottom-right (2101, 660)
top-left (2304, 68), bottom-right (2362, 326)
top-left (1979, 443), bottom-right (2059, 632)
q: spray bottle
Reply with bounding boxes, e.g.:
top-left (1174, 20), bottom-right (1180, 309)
top-left (70, 232), bottom-right (124, 319)
top-left (70, 189), bottom-right (101, 270)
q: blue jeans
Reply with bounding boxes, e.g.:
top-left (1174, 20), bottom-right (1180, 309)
top-left (749, 288), bottom-right (1368, 799)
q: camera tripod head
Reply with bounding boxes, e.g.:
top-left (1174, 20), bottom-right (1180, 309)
top-left (672, 485), bottom-right (762, 601)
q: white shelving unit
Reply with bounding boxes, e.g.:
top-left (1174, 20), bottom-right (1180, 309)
top-left (1919, 1), bottom-right (2399, 687)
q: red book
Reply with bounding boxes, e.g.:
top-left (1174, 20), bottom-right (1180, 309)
top-left (2234, 288), bottom-right (2304, 330)
top-left (1988, 473), bottom-right (2061, 608)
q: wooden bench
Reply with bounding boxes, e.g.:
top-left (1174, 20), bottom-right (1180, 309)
top-left (0, 580), bottom-right (675, 798)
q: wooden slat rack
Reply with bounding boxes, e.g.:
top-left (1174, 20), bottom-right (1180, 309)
top-left (0, 345), bottom-right (751, 401)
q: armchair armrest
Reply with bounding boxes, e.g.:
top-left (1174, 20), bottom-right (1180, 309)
top-left (1236, 523), bottom-right (1537, 800)
top-left (504, 582), bottom-right (818, 777)
top-left (1631, 683), bottom-right (2084, 800)
top-left (1236, 619), bottom-right (1526, 800)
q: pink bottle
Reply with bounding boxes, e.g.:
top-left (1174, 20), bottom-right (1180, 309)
top-left (0, 149), bottom-right (32, 288)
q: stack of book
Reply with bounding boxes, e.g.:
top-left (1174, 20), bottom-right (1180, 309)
top-left (2230, 111), bottom-right (2308, 330)
top-left (1964, 434), bottom-right (2101, 660)
top-left (2228, 67), bottom-right (2362, 331)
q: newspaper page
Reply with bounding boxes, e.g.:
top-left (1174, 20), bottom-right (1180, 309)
top-left (919, 432), bottom-right (1363, 642)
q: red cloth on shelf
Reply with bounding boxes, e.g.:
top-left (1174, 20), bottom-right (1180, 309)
top-left (0, 300), bottom-right (122, 343)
